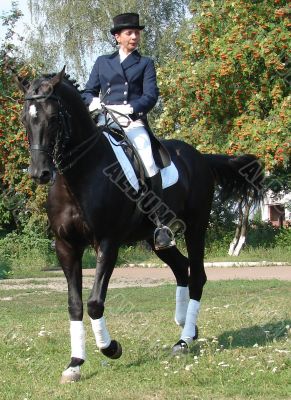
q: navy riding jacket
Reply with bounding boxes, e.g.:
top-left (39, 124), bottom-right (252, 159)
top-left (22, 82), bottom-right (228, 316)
top-left (82, 50), bottom-right (159, 121)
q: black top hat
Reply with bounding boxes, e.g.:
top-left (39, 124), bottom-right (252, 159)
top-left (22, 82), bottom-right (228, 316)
top-left (110, 13), bottom-right (145, 35)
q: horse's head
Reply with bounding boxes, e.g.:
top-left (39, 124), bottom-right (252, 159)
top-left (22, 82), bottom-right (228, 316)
top-left (19, 67), bottom-right (66, 184)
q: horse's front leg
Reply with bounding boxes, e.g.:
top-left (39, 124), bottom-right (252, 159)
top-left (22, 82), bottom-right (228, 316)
top-left (87, 239), bottom-right (122, 359)
top-left (55, 239), bottom-right (85, 383)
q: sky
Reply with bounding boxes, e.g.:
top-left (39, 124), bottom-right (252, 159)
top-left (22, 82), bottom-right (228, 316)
top-left (0, 0), bottom-right (93, 84)
top-left (0, 0), bottom-right (31, 41)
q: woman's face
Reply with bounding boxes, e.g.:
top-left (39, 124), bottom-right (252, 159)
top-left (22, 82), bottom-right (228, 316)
top-left (115, 29), bottom-right (141, 54)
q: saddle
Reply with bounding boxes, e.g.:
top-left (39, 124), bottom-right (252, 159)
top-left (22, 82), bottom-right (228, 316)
top-left (102, 125), bottom-right (147, 189)
top-left (92, 108), bottom-right (178, 193)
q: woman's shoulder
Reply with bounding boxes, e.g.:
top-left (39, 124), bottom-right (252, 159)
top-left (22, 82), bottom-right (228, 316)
top-left (96, 51), bottom-right (119, 62)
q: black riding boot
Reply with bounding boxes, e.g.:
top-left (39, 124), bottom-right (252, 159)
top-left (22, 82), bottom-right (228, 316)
top-left (147, 171), bottom-right (176, 250)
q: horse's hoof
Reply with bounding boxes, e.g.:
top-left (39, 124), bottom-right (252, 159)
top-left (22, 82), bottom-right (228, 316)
top-left (172, 325), bottom-right (199, 354)
top-left (60, 366), bottom-right (81, 384)
top-left (101, 340), bottom-right (122, 359)
top-left (172, 339), bottom-right (189, 354)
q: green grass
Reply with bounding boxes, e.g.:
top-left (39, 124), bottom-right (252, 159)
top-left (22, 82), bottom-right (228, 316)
top-left (0, 281), bottom-right (290, 399)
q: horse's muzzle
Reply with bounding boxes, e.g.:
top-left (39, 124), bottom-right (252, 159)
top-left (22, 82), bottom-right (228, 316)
top-left (28, 165), bottom-right (54, 185)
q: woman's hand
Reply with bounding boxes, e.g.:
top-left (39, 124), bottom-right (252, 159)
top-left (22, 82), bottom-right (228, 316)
top-left (106, 104), bottom-right (133, 115)
top-left (89, 97), bottom-right (102, 112)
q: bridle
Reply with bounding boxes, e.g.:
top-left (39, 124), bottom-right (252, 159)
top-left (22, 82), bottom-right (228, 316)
top-left (24, 92), bottom-right (101, 174)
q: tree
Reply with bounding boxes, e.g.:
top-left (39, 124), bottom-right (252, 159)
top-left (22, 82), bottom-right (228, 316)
top-left (26, 0), bottom-right (190, 80)
top-left (0, 4), bottom-right (47, 233)
top-left (157, 0), bottom-right (290, 173)
top-left (156, 0), bottom-right (290, 255)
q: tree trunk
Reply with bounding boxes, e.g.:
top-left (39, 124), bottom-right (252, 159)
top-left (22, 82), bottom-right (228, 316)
top-left (229, 198), bottom-right (252, 256)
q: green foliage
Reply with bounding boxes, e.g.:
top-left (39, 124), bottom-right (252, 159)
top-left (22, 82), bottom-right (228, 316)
top-left (247, 222), bottom-right (291, 250)
top-left (157, 0), bottom-right (290, 173)
top-left (0, 5), bottom-right (48, 235)
top-left (265, 164), bottom-right (291, 194)
top-left (0, 230), bottom-right (56, 277)
top-left (247, 221), bottom-right (280, 247)
top-left (274, 227), bottom-right (291, 247)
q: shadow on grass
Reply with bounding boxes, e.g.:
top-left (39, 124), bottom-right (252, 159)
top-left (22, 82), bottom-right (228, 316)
top-left (218, 319), bottom-right (291, 348)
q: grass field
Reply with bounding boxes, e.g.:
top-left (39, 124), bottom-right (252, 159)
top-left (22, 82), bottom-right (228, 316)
top-left (0, 280), bottom-right (290, 400)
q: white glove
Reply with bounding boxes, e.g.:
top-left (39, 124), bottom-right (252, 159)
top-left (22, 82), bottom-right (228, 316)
top-left (89, 97), bottom-right (102, 112)
top-left (106, 104), bottom-right (133, 115)
top-left (106, 104), bottom-right (134, 127)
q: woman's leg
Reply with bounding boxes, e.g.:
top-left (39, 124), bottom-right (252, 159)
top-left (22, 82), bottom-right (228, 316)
top-left (125, 125), bottom-right (158, 178)
top-left (125, 125), bottom-right (174, 249)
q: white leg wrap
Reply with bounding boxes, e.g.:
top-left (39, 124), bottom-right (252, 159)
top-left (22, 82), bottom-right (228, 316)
top-left (90, 316), bottom-right (111, 349)
top-left (70, 321), bottom-right (86, 360)
top-left (180, 299), bottom-right (200, 344)
top-left (175, 286), bottom-right (189, 327)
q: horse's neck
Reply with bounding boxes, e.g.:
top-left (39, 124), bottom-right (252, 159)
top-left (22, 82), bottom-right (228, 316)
top-left (60, 84), bottom-right (97, 147)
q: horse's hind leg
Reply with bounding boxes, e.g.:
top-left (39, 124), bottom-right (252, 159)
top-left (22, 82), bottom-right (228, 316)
top-left (147, 240), bottom-right (189, 327)
top-left (87, 239), bottom-right (122, 359)
top-left (173, 214), bottom-right (209, 353)
top-left (55, 239), bottom-right (85, 383)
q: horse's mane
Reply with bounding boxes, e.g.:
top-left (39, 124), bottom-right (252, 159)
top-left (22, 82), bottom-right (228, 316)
top-left (41, 73), bottom-right (81, 92)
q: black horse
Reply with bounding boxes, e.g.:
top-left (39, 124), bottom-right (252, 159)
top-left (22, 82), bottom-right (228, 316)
top-left (18, 68), bottom-right (263, 383)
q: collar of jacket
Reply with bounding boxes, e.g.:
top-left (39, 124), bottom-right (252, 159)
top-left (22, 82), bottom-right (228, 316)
top-left (107, 49), bottom-right (141, 79)
top-left (109, 49), bottom-right (141, 67)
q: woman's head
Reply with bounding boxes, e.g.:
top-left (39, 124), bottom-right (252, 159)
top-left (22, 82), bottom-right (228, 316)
top-left (111, 13), bottom-right (144, 54)
top-left (114, 28), bottom-right (141, 53)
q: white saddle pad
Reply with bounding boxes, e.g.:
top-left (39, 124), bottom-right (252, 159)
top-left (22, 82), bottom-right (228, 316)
top-left (103, 132), bottom-right (178, 192)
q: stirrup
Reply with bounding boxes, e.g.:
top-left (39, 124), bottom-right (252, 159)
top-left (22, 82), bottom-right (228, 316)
top-left (154, 225), bottom-right (176, 250)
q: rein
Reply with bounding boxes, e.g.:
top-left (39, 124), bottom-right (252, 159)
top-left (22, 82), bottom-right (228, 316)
top-left (24, 92), bottom-right (101, 174)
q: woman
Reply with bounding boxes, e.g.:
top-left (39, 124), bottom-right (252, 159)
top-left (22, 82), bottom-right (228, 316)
top-left (82, 12), bottom-right (174, 249)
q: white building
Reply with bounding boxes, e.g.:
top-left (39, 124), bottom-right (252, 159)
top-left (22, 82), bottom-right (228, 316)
top-left (261, 191), bottom-right (291, 227)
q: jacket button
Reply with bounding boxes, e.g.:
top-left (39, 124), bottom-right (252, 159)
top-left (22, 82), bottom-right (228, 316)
top-left (123, 101), bottom-right (127, 104)
top-left (107, 82), bottom-right (110, 86)
top-left (124, 91), bottom-right (127, 95)
top-left (125, 82), bottom-right (128, 85)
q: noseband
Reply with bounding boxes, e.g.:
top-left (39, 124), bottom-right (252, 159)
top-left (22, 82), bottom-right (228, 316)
top-left (24, 92), bottom-right (100, 173)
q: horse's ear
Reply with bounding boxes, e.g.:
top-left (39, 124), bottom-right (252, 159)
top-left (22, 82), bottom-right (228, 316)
top-left (49, 65), bottom-right (66, 87)
top-left (15, 75), bottom-right (29, 93)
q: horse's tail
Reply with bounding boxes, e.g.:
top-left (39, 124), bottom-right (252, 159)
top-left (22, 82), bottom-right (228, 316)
top-left (203, 154), bottom-right (264, 203)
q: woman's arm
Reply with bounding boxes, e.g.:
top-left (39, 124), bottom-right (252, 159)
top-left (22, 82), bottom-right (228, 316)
top-left (82, 58), bottom-right (101, 106)
top-left (129, 58), bottom-right (159, 118)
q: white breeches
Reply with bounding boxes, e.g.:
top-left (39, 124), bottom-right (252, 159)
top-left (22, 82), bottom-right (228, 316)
top-left (98, 114), bottom-right (158, 177)
top-left (124, 124), bottom-right (159, 177)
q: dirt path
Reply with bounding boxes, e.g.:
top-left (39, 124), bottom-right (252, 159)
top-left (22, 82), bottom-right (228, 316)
top-left (0, 265), bottom-right (290, 293)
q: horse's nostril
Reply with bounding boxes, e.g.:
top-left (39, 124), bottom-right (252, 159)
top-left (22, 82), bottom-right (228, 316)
top-left (40, 170), bottom-right (51, 181)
